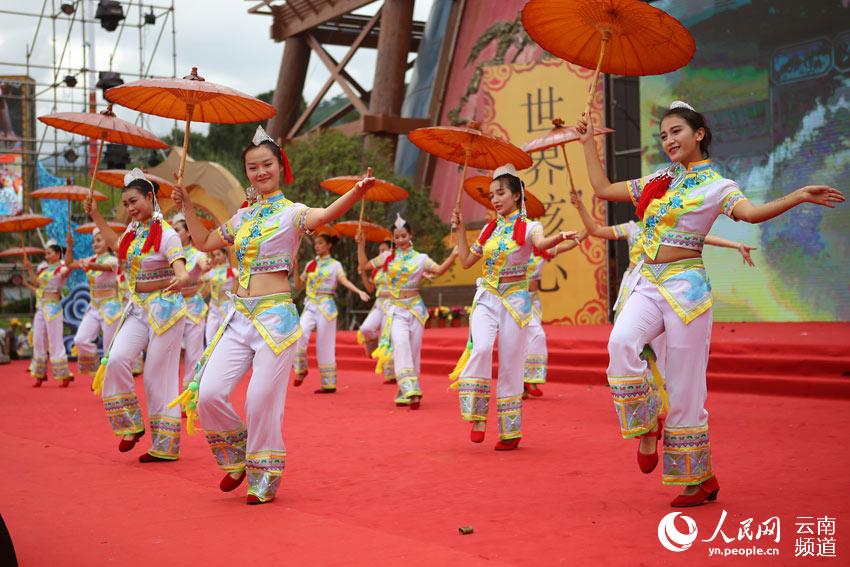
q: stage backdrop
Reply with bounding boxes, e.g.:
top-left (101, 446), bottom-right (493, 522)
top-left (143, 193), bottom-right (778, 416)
top-left (640, 1), bottom-right (850, 322)
top-left (422, 3), bottom-right (609, 324)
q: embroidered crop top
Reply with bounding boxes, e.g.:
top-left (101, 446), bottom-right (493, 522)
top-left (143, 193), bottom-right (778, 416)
top-left (183, 245), bottom-right (206, 284)
top-left (204, 265), bottom-right (235, 306)
top-left (217, 190), bottom-right (309, 289)
top-left (304, 256), bottom-right (344, 299)
top-left (470, 212), bottom-right (543, 287)
top-left (527, 254), bottom-right (544, 281)
top-left (36, 262), bottom-right (68, 299)
top-left (85, 253), bottom-right (119, 293)
top-left (123, 221), bottom-right (185, 292)
top-left (382, 247), bottom-right (437, 297)
top-left (611, 221), bottom-right (641, 249)
top-left (627, 159), bottom-right (747, 264)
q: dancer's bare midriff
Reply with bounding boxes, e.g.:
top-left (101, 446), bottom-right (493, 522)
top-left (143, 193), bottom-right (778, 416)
top-left (235, 270), bottom-right (292, 297)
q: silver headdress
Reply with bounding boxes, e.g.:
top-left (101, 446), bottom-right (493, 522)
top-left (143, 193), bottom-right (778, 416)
top-left (92, 227), bottom-right (101, 237)
top-left (669, 100), bottom-right (696, 112)
top-left (252, 125), bottom-right (275, 146)
top-left (171, 212), bottom-right (186, 224)
top-left (393, 212), bottom-right (407, 231)
top-left (44, 239), bottom-right (58, 248)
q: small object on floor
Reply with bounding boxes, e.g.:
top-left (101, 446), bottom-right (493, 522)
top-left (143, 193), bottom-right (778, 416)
top-left (494, 438), bottom-right (520, 451)
top-left (246, 494), bottom-right (273, 505)
top-left (138, 453), bottom-right (172, 463)
top-left (220, 471), bottom-right (246, 492)
top-left (314, 388), bottom-right (336, 394)
top-left (118, 430), bottom-right (144, 453)
top-left (670, 476), bottom-right (720, 508)
top-left (458, 525), bottom-right (474, 535)
top-left (32, 379), bottom-right (44, 388)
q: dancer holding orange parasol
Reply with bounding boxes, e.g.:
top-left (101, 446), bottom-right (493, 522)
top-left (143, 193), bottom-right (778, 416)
top-left (575, 100), bottom-right (843, 506)
top-left (65, 226), bottom-right (122, 380)
top-left (449, 164), bottom-right (580, 450)
top-left (292, 225), bottom-right (371, 393)
top-left (169, 126), bottom-right (374, 504)
top-left (365, 213), bottom-right (458, 410)
top-left (38, 103), bottom-right (167, 200)
top-left (84, 168), bottom-right (191, 463)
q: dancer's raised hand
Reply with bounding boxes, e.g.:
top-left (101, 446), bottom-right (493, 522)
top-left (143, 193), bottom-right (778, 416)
top-left (738, 244), bottom-right (756, 267)
top-left (575, 113), bottom-right (595, 144)
top-left (83, 195), bottom-right (95, 217)
top-left (451, 207), bottom-right (463, 230)
top-left (795, 185), bottom-right (845, 208)
top-left (355, 167), bottom-right (375, 193)
top-left (171, 184), bottom-right (190, 209)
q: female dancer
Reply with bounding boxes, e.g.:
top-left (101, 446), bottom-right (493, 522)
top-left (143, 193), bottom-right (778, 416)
top-left (450, 164), bottom-right (578, 449)
top-left (173, 214), bottom-right (211, 386)
top-left (84, 168), bottom-right (190, 462)
top-left (368, 214), bottom-right (457, 409)
top-left (67, 229), bottom-right (122, 379)
top-left (203, 248), bottom-right (235, 345)
top-left (576, 101), bottom-right (844, 506)
top-left (22, 238), bottom-right (72, 387)
top-left (293, 232), bottom-right (370, 393)
top-left (523, 231), bottom-right (586, 398)
top-left (170, 126), bottom-right (375, 504)
top-left (356, 236), bottom-right (395, 383)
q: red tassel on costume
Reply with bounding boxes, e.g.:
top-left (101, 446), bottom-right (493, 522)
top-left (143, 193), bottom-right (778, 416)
top-left (533, 246), bottom-right (554, 261)
top-left (382, 249), bottom-right (396, 272)
top-left (240, 200), bottom-right (249, 208)
top-left (513, 217), bottom-right (526, 246)
top-left (305, 259), bottom-right (317, 273)
top-left (141, 220), bottom-right (162, 254)
top-left (635, 174), bottom-right (673, 220)
top-left (117, 229), bottom-right (136, 261)
top-left (226, 266), bottom-right (235, 279)
top-left (477, 220), bottom-right (497, 246)
top-left (280, 148), bottom-right (293, 185)
top-left (53, 265), bottom-right (63, 275)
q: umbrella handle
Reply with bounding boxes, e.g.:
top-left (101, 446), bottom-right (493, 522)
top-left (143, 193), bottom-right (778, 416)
top-left (583, 33), bottom-right (610, 120)
top-left (89, 138), bottom-right (105, 199)
top-left (559, 144), bottom-right (576, 192)
top-left (177, 107), bottom-right (194, 191)
top-left (358, 198), bottom-right (366, 228)
top-left (455, 155), bottom-right (469, 209)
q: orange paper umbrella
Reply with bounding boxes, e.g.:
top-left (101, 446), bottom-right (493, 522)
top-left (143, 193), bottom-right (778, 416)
top-left (408, 121), bottom-right (532, 208)
top-left (463, 176), bottom-right (546, 219)
top-left (333, 221), bottom-right (392, 243)
top-left (315, 224), bottom-right (340, 239)
top-left (0, 214), bottom-right (53, 233)
top-left (0, 246), bottom-right (45, 258)
top-left (75, 221), bottom-right (127, 235)
top-left (96, 169), bottom-right (175, 199)
top-left (522, 0), bottom-right (695, 115)
top-left (522, 118), bottom-right (614, 192)
top-left (105, 67), bottom-right (276, 186)
top-left (32, 181), bottom-right (108, 235)
top-left (39, 104), bottom-right (167, 199)
top-left (320, 170), bottom-right (406, 228)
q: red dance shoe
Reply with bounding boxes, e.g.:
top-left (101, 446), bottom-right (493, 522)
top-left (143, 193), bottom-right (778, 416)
top-left (409, 399), bottom-right (421, 410)
top-left (494, 438), bottom-right (520, 451)
top-left (670, 476), bottom-right (720, 508)
top-left (637, 418), bottom-right (664, 474)
top-left (220, 471), bottom-right (246, 492)
top-left (138, 453), bottom-right (172, 463)
top-left (395, 402), bottom-right (408, 407)
top-left (470, 424), bottom-right (485, 444)
top-left (246, 494), bottom-right (273, 505)
top-left (293, 372), bottom-right (306, 387)
top-left (59, 378), bottom-right (72, 388)
top-left (524, 383), bottom-right (543, 397)
top-left (32, 379), bottom-right (45, 388)
top-left (314, 388), bottom-right (336, 394)
top-left (383, 378), bottom-right (397, 385)
top-left (118, 430), bottom-right (144, 453)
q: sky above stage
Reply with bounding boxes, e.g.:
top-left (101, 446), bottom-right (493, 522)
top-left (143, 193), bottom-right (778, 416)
top-left (0, 0), bottom-right (434, 160)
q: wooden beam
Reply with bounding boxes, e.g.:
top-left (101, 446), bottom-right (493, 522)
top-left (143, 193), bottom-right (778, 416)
top-left (271, 0), bottom-right (374, 41)
top-left (286, 8), bottom-right (381, 139)
top-left (305, 33), bottom-right (369, 115)
top-left (361, 114), bottom-right (431, 135)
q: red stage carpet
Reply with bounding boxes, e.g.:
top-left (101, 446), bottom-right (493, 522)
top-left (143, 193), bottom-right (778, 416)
top-left (1, 322), bottom-right (849, 565)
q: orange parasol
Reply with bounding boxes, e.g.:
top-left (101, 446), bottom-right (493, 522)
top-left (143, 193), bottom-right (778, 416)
top-left (333, 220), bottom-right (392, 243)
top-left (320, 170), bottom-right (407, 229)
top-left (38, 104), bottom-right (167, 199)
top-left (32, 180), bottom-right (108, 235)
top-left (0, 246), bottom-right (45, 258)
top-left (463, 176), bottom-right (546, 219)
top-left (522, 118), bottom-right (614, 192)
top-left (408, 121), bottom-right (532, 208)
top-left (96, 169), bottom-right (175, 199)
top-left (105, 67), bottom-right (276, 187)
top-left (522, 0), bottom-right (695, 116)
top-left (0, 214), bottom-right (54, 263)
top-left (76, 221), bottom-right (127, 235)
top-left (315, 225), bottom-right (340, 239)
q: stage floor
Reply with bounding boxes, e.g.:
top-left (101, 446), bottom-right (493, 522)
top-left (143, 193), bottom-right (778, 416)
top-left (2, 325), bottom-right (849, 566)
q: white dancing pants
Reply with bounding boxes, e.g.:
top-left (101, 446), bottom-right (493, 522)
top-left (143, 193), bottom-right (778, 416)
top-left (74, 308), bottom-right (118, 375)
top-left (294, 302), bottom-right (337, 390)
top-left (31, 306), bottom-right (70, 380)
top-left (390, 305), bottom-right (424, 403)
top-left (182, 317), bottom-right (206, 387)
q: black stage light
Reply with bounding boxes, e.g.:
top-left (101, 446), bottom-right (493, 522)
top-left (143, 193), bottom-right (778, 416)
top-left (144, 9), bottom-right (156, 25)
top-left (147, 149), bottom-right (163, 167)
top-left (96, 71), bottom-right (123, 93)
top-left (104, 143), bottom-right (130, 169)
top-left (63, 147), bottom-right (79, 164)
top-left (63, 75), bottom-right (77, 87)
top-left (60, 3), bottom-right (76, 15)
top-left (95, 0), bottom-right (125, 32)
